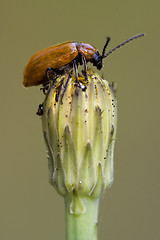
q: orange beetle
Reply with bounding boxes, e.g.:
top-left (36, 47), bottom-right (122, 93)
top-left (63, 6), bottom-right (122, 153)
top-left (23, 41), bottom-right (101, 87)
top-left (23, 34), bottom-right (144, 87)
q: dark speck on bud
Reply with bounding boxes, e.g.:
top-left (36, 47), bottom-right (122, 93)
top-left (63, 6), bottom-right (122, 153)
top-left (36, 104), bottom-right (44, 116)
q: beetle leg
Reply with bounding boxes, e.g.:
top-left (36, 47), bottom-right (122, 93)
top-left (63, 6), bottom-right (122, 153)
top-left (81, 54), bottom-right (88, 81)
top-left (40, 83), bottom-right (49, 95)
top-left (40, 67), bottom-right (57, 95)
top-left (73, 60), bottom-right (79, 84)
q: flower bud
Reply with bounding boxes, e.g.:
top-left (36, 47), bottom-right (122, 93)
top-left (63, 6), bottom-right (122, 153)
top-left (42, 69), bottom-right (117, 213)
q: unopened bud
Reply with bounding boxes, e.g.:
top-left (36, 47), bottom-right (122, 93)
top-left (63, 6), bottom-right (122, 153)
top-left (42, 69), bottom-right (117, 213)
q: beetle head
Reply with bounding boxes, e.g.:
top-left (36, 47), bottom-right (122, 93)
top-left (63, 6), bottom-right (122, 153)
top-left (90, 51), bottom-right (103, 70)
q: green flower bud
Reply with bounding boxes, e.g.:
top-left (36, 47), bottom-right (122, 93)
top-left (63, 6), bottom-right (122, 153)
top-left (42, 69), bottom-right (117, 214)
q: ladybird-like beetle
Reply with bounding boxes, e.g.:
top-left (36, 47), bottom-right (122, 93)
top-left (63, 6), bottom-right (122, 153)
top-left (23, 33), bottom-right (144, 87)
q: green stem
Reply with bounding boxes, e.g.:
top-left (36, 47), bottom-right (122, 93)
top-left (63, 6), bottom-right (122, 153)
top-left (65, 195), bottom-right (99, 240)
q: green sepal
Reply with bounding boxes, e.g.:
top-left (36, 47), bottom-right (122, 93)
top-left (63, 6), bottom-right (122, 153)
top-left (78, 141), bottom-right (96, 195)
top-left (63, 126), bottom-right (77, 192)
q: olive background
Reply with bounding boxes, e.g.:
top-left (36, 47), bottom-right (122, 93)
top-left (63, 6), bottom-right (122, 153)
top-left (0, 0), bottom-right (159, 239)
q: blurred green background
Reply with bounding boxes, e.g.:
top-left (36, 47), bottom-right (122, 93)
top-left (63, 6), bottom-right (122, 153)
top-left (1, 0), bottom-right (159, 239)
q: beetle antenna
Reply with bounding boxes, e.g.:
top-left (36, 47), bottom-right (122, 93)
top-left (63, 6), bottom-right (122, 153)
top-left (102, 33), bottom-right (145, 59)
top-left (101, 37), bottom-right (111, 58)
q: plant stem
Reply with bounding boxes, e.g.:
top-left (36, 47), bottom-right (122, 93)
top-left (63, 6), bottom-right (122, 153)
top-left (65, 195), bottom-right (99, 240)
